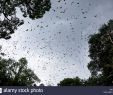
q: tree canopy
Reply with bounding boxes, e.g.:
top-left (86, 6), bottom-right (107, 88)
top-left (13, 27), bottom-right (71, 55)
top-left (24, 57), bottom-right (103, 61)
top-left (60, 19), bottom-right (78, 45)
top-left (58, 77), bottom-right (84, 86)
top-left (0, 0), bottom-right (51, 86)
top-left (58, 20), bottom-right (113, 86)
top-left (88, 20), bottom-right (113, 85)
top-left (0, 0), bottom-right (51, 39)
top-left (0, 57), bottom-right (40, 86)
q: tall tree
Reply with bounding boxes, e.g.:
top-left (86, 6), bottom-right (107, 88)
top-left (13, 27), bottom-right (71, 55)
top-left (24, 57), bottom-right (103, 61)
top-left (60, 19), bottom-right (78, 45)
top-left (88, 20), bottom-right (113, 85)
top-left (58, 20), bottom-right (113, 86)
top-left (0, 57), bottom-right (40, 86)
top-left (0, 0), bottom-right (51, 39)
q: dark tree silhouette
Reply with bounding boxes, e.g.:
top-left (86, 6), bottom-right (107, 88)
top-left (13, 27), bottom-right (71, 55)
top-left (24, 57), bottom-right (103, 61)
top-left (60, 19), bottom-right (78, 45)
top-left (0, 57), bottom-right (40, 86)
top-left (88, 20), bottom-right (113, 85)
top-left (58, 20), bottom-right (113, 86)
top-left (0, 0), bottom-right (51, 39)
top-left (58, 77), bottom-right (84, 86)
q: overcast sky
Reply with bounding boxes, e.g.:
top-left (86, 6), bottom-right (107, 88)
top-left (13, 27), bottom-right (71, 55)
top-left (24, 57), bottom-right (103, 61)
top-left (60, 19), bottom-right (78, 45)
top-left (0, 0), bottom-right (113, 85)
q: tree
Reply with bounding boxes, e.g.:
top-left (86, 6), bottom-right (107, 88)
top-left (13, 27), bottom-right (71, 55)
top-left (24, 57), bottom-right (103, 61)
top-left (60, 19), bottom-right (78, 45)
top-left (88, 20), bottom-right (113, 85)
top-left (0, 57), bottom-right (40, 86)
top-left (58, 77), bottom-right (84, 86)
top-left (0, 0), bottom-right (51, 39)
top-left (58, 20), bottom-right (113, 86)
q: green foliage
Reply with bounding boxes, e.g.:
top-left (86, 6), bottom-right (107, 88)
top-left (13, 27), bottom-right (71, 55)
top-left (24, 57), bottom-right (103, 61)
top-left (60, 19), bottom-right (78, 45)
top-left (58, 77), bottom-right (84, 86)
top-left (58, 20), bottom-right (113, 86)
top-left (84, 75), bottom-right (102, 86)
top-left (0, 0), bottom-right (51, 39)
top-left (0, 57), bottom-right (40, 86)
top-left (88, 20), bottom-right (113, 85)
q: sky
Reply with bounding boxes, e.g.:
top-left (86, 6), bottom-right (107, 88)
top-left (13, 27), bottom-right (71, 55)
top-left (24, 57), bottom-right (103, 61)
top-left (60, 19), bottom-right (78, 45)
top-left (0, 0), bottom-right (113, 86)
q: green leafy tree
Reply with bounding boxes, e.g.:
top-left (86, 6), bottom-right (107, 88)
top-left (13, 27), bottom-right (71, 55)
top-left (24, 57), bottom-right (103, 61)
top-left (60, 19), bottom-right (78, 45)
top-left (84, 75), bottom-right (103, 86)
top-left (0, 57), bottom-right (40, 86)
top-left (0, 0), bottom-right (51, 39)
top-left (88, 20), bottom-right (113, 85)
top-left (58, 20), bottom-right (113, 86)
top-left (58, 77), bottom-right (84, 86)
